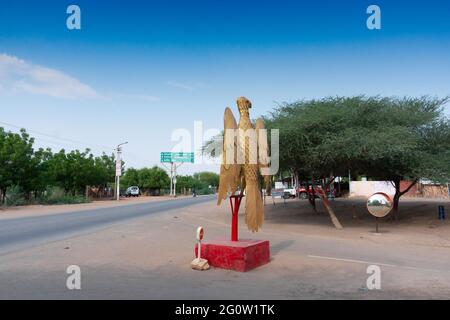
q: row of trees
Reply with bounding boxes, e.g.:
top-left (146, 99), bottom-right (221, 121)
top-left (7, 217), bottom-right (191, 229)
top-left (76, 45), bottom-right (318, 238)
top-left (1, 126), bottom-right (221, 204)
top-left (120, 168), bottom-right (219, 195)
top-left (120, 166), bottom-right (170, 194)
top-left (176, 171), bottom-right (219, 194)
top-left (263, 96), bottom-right (450, 218)
top-left (0, 127), bottom-right (117, 204)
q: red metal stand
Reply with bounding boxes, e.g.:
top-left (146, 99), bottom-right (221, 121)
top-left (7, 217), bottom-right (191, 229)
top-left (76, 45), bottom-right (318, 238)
top-left (229, 195), bottom-right (243, 241)
top-left (193, 193), bottom-right (270, 272)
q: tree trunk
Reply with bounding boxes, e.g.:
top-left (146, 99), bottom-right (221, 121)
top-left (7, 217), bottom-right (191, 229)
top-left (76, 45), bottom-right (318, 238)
top-left (309, 179), bottom-right (316, 212)
top-left (1, 188), bottom-right (6, 204)
top-left (309, 192), bottom-right (316, 211)
top-left (391, 178), bottom-right (418, 220)
top-left (317, 190), bottom-right (343, 229)
top-left (319, 176), bottom-right (342, 229)
top-left (392, 190), bottom-right (400, 220)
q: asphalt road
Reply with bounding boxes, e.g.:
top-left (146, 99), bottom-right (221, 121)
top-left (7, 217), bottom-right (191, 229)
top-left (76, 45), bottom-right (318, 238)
top-left (0, 195), bottom-right (215, 256)
top-left (1, 197), bottom-right (449, 299)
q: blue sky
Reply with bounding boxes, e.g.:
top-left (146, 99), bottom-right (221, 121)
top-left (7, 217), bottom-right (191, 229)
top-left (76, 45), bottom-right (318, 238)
top-left (1, 0), bottom-right (450, 174)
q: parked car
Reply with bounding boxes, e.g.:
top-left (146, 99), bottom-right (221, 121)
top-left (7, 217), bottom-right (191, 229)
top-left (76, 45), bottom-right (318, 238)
top-left (125, 186), bottom-right (140, 197)
top-left (297, 185), bottom-right (336, 199)
top-left (283, 187), bottom-right (297, 198)
top-left (297, 186), bottom-right (310, 199)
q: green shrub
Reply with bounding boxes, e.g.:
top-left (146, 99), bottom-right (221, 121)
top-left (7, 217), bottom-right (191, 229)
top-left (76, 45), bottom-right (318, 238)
top-left (38, 186), bottom-right (89, 205)
top-left (196, 187), bottom-right (216, 195)
top-left (5, 185), bottom-right (27, 206)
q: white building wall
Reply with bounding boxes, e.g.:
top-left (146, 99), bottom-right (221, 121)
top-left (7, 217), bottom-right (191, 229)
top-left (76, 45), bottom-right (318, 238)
top-left (349, 181), bottom-right (396, 197)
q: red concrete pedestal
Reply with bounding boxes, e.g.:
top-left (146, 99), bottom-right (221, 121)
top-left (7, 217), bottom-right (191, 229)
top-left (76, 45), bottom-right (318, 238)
top-left (195, 239), bottom-right (270, 272)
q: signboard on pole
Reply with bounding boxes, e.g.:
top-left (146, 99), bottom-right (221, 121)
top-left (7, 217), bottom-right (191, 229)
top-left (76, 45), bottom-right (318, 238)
top-left (160, 152), bottom-right (172, 163)
top-left (160, 152), bottom-right (194, 163)
top-left (115, 156), bottom-right (122, 177)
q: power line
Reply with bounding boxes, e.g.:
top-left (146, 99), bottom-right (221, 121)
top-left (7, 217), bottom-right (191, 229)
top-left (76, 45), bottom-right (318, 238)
top-left (0, 120), bottom-right (114, 151)
top-left (26, 136), bottom-right (109, 153)
top-left (0, 120), bottom-right (154, 166)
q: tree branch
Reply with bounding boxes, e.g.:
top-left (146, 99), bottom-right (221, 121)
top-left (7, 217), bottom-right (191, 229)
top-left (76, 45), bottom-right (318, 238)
top-left (399, 178), bottom-right (419, 196)
top-left (324, 176), bottom-right (336, 188)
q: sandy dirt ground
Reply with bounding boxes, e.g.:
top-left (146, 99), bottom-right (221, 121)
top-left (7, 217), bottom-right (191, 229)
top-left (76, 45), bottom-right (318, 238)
top-left (0, 196), bottom-right (449, 299)
top-left (0, 195), bottom-right (190, 220)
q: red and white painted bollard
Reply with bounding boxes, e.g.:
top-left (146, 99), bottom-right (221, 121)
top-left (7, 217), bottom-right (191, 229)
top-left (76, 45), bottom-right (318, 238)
top-left (191, 194), bottom-right (270, 272)
top-left (191, 226), bottom-right (210, 271)
top-left (196, 226), bottom-right (204, 258)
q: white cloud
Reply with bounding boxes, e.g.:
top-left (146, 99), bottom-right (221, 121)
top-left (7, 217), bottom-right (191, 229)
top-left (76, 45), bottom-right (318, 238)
top-left (115, 93), bottom-right (160, 102)
top-left (164, 80), bottom-right (194, 91)
top-left (0, 53), bottom-right (98, 99)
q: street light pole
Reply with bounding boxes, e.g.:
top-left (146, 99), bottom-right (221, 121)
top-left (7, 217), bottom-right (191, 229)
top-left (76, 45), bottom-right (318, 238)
top-left (172, 163), bottom-right (182, 197)
top-left (173, 163), bottom-right (177, 197)
top-left (169, 162), bottom-right (173, 196)
top-left (116, 142), bottom-right (128, 201)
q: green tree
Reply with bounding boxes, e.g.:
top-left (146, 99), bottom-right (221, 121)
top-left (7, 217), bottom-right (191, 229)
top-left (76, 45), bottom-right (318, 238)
top-left (0, 127), bottom-right (118, 205)
top-left (45, 149), bottom-right (116, 196)
top-left (121, 167), bottom-right (140, 187)
top-left (137, 166), bottom-right (170, 192)
top-left (29, 147), bottom-right (54, 199)
top-left (176, 175), bottom-right (197, 191)
top-left (265, 96), bottom-right (450, 218)
top-left (193, 171), bottom-right (219, 188)
top-left (0, 128), bottom-right (37, 203)
top-left (92, 153), bottom-right (116, 187)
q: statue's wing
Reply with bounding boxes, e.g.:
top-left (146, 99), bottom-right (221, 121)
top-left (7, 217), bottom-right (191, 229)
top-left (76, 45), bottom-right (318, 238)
top-left (256, 118), bottom-right (271, 192)
top-left (256, 118), bottom-right (269, 171)
top-left (217, 108), bottom-right (241, 205)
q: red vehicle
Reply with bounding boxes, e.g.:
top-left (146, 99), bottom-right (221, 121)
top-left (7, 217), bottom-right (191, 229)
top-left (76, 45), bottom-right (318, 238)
top-left (297, 185), bottom-right (336, 199)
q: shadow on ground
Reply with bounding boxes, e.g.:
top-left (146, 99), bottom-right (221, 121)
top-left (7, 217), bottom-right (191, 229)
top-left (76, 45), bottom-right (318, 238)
top-left (264, 197), bottom-right (450, 230)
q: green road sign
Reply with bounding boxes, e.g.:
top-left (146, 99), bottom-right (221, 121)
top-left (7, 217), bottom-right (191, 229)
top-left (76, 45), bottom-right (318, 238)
top-left (160, 152), bottom-right (194, 163)
top-left (160, 152), bottom-right (172, 163)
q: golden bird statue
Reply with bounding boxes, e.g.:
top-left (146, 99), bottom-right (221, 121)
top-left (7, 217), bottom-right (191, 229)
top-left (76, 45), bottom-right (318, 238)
top-left (217, 97), bottom-right (271, 232)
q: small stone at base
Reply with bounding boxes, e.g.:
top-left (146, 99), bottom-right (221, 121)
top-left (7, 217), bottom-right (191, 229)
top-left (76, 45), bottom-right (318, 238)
top-left (191, 258), bottom-right (210, 271)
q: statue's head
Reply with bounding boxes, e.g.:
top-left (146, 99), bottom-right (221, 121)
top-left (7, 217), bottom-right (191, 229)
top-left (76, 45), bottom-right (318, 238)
top-left (237, 96), bottom-right (252, 114)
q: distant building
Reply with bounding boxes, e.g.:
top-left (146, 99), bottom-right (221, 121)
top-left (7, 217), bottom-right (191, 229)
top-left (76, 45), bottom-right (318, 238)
top-left (349, 180), bottom-right (449, 199)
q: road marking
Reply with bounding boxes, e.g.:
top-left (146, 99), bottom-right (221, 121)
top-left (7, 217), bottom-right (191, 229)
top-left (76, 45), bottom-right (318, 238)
top-left (307, 254), bottom-right (443, 272)
top-left (307, 255), bottom-right (398, 268)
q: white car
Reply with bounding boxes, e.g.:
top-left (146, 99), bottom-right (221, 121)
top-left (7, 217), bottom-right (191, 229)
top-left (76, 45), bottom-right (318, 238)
top-left (125, 186), bottom-right (140, 197)
top-left (283, 188), bottom-right (297, 198)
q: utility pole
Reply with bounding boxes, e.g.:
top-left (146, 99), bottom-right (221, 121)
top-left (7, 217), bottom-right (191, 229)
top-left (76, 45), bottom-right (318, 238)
top-left (160, 152), bottom-right (191, 197)
top-left (116, 142), bottom-right (128, 201)
top-left (173, 163), bottom-right (180, 197)
top-left (169, 162), bottom-right (173, 196)
top-left (169, 162), bottom-right (182, 197)
top-left (348, 169), bottom-right (352, 195)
